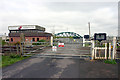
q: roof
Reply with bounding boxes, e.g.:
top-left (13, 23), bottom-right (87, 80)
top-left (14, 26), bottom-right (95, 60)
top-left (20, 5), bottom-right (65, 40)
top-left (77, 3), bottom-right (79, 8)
top-left (9, 32), bottom-right (52, 37)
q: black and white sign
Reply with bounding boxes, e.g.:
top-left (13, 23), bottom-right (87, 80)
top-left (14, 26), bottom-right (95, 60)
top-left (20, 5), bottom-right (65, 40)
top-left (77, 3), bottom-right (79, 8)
top-left (94, 33), bottom-right (106, 41)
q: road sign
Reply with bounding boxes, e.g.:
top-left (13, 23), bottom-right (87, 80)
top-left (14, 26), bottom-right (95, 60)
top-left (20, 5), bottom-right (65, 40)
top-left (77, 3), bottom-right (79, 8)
top-left (94, 33), bottom-right (106, 42)
top-left (84, 35), bottom-right (89, 39)
top-left (58, 43), bottom-right (64, 47)
top-left (52, 46), bottom-right (57, 51)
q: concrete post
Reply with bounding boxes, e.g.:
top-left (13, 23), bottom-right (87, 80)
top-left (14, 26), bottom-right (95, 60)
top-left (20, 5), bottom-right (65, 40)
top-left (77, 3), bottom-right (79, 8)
top-left (51, 36), bottom-right (53, 46)
top-left (113, 37), bottom-right (117, 59)
top-left (83, 37), bottom-right (85, 47)
top-left (105, 43), bottom-right (107, 59)
top-left (109, 43), bottom-right (111, 59)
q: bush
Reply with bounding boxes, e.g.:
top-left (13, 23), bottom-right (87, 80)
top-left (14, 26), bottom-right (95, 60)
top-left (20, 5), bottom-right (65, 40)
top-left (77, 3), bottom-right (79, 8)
top-left (38, 39), bottom-right (46, 42)
top-left (32, 39), bottom-right (47, 45)
top-left (32, 43), bottom-right (41, 45)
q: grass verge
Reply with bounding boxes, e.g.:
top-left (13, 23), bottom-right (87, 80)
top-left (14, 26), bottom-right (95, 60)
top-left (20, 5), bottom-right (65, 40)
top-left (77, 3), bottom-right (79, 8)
top-left (0, 54), bottom-right (30, 68)
top-left (104, 60), bottom-right (117, 64)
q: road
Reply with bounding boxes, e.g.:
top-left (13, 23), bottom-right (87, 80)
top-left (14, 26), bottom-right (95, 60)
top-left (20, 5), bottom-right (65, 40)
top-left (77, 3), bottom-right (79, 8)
top-left (2, 57), bottom-right (118, 78)
top-left (2, 42), bottom-right (118, 78)
top-left (43, 43), bottom-right (90, 55)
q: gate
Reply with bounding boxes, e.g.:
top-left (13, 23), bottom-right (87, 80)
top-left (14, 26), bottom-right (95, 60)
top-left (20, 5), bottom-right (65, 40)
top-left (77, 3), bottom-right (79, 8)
top-left (33, 38), bottom-right (92, 59)
top-left (21, 36), bottom-right (118, 60)
top-left (91, 37), bottom-right (117, 60)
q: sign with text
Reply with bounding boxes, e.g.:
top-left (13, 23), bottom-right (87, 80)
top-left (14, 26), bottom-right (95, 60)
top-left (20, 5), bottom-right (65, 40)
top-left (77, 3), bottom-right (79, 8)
top-left (94, 33), bottom-right (106, 41)
top-left (8, 25), bottom-right (36, 30)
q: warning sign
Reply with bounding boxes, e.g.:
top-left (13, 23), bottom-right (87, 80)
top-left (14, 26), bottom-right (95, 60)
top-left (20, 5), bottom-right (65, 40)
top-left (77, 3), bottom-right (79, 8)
top-left (52, 46), bottom-right (57, 51)
top-left (58, 43), bottom-right (64, 47)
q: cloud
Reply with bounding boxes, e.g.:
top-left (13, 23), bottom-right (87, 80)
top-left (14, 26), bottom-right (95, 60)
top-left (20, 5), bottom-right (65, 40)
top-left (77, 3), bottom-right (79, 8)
top-left (0, 0), bottom-right (118, 36)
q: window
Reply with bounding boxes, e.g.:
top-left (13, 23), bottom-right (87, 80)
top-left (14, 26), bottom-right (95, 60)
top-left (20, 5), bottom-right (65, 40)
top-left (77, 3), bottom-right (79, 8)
top-left (11, 38), bottom-right (13, 42)
top-left (32, 38), bottom-right (35, 41)
top-left (37, 38), bottom-right (39, 41)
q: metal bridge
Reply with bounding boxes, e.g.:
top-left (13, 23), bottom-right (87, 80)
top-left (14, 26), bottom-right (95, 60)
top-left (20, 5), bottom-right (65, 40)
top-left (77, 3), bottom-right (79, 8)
top-left (55, 32), bottom-right (83, 39)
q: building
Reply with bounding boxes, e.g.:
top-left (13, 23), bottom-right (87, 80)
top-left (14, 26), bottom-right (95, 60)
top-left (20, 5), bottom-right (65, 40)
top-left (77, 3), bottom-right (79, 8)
top-left (8, 25), bottom-right (52, 43)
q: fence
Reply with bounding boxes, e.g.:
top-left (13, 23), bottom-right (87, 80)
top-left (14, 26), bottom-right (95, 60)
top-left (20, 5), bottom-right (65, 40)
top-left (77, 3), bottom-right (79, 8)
top-left (1, 36), bottom-right (119, 60)
top-left (91, 37), bottom-right (118, 60)
top-left (1, 42), bottom-right (51, 55)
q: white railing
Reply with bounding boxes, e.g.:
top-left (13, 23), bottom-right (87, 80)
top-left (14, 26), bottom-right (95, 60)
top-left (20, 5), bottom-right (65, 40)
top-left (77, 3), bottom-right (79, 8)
top-left (91, 37), bottom-right (117, 60)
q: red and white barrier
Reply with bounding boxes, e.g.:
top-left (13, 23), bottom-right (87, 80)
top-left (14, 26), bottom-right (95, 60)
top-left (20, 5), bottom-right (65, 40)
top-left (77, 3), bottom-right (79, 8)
top-left (58, 43), bottom-right (64, 47)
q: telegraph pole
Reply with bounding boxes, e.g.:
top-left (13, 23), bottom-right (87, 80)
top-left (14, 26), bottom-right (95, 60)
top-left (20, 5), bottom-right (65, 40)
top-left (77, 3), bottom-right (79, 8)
top-left (88, 22), bottom-right (91, 40)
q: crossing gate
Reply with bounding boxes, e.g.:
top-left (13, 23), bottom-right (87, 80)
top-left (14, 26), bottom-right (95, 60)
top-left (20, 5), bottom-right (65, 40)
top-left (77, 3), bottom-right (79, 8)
top-left (21, 37), bottom-right (117, 60)
top-left (35, 38), bottom-right (92, 59)
top-left (91, 37), bottom-right (117, 60)
top-left (91, 42), bottom-right (110, 60)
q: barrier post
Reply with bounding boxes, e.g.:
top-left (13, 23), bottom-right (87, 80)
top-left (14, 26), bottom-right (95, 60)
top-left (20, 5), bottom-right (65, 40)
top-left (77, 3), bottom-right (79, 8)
top-left (83, 37), bottom-right (85, 47)
top-left (105, 43), bottom-right (107, 59)
top-left (109, 43), bottom-right (111, 59)
top-left (113, 37), bottom-right (117, 59)
top-left (51, 36), bottom-right (53, 46)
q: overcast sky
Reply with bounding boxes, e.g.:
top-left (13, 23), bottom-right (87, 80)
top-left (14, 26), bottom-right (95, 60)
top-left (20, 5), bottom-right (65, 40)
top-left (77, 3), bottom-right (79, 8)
top-left (0, 0), bottom-right (118, 36)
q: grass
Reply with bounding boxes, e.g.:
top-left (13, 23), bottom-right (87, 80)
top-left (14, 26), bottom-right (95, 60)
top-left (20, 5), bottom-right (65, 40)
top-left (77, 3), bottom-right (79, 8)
top-left (104, 60), bottom-right (117, 64)
top-left (85, 43), bottom-right (91, 47)
top-left (117, 46), bottom-right (120, 48)
top-left (0, 54), bottom-right (30, 67)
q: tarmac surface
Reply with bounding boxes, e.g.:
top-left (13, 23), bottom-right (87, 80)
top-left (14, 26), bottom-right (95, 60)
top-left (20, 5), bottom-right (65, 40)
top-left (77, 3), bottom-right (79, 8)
top-left (2, 41), bottom-right (119, 79)
top-left (2, 56), bottom-right (118, 78)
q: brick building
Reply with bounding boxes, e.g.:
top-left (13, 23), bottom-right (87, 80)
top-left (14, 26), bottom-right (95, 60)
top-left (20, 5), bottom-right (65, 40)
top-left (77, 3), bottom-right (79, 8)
top-left (8, 25), bottom-right (52, 43)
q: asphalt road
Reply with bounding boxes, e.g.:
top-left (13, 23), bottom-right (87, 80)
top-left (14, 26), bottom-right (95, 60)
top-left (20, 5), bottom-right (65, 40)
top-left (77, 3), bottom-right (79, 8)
top-left (2, 41), bottom-right (119, 78)
top-left (44, 43), bottom-right (90, 55)
top-left (2, 57), bottom-right (118, 78)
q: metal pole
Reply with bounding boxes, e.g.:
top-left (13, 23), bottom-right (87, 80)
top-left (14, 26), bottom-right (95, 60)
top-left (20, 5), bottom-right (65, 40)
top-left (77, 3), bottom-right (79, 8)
top-left (107, 42), bottom-right (109, 60)
top-left (91, 40), bottom-right (95, 60)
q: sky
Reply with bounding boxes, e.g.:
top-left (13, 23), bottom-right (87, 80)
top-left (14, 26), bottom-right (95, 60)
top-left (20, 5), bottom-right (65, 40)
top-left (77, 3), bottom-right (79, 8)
top-left (0, 0), bottom-right (119, 37)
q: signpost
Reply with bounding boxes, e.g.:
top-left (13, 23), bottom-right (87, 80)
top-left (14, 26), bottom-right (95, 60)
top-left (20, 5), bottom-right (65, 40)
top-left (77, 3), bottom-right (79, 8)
top-left (92, 33), bottom-right (107, 60)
